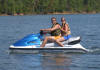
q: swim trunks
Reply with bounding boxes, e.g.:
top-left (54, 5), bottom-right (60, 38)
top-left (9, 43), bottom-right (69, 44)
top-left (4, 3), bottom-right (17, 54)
top-left (64, 35), bottom-right (71, 40)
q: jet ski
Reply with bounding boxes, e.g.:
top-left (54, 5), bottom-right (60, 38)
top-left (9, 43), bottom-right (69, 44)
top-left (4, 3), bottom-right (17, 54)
top-left (9, 31), bottom-right (88, 53)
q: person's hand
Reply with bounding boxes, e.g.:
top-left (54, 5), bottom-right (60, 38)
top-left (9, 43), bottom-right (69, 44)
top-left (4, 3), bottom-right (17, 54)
top-left (60, 27), bottom-right (63, 31)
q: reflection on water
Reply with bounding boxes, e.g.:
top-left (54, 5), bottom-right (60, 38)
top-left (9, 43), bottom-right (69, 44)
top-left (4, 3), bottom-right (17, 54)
top-left (9, 53), bottom-right (74, 70)
top-left (40, 53), bottom-right (72, 70)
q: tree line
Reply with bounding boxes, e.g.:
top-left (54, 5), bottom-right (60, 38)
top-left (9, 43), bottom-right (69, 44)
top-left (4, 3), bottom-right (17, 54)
top-left (0, 0), bottom-right (100, 15)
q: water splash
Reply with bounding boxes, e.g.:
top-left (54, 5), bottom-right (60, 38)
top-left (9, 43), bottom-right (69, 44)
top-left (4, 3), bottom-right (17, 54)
top-left (86, 47), bottom-right (100, 54)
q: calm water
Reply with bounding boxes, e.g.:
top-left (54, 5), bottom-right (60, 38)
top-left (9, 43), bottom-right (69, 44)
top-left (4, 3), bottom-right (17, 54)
top-left (0, 14), bottom-right (100, 70)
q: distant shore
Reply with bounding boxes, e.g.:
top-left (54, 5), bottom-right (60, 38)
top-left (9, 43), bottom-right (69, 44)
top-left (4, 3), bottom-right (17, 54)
top-left (48, 11), bottom-right (98, 15)
top-left (0, 13), bottom-right (24, 16)
top-left (0, 11), bottom-right (99, 16)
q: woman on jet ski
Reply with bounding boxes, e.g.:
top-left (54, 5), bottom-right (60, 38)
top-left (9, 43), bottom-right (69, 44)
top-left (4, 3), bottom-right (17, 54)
top-left (55, 17), bottom-right (71, 47)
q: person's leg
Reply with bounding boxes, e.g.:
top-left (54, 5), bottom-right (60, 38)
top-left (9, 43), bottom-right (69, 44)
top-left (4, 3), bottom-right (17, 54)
top-left (40, 36), bottom-right (55, 48)
top-left (40, 36), bottom-right (48, 48)
top-left (56, 37), bottom-right (65, 42)
top-left (55, 37), bottom-right (65, 47)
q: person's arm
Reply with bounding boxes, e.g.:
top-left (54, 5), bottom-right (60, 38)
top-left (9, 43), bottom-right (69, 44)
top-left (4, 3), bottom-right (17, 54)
top-left (40, 24), bottom-right (60, 31)
top-left (60, 24), bottom-right (68, 33)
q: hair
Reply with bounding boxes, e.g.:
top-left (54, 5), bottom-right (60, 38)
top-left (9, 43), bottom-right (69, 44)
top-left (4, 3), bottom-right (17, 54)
top-left (61, 17), bottom-right (66, 21)
top-left (51, 17), bottom-right (56, 20)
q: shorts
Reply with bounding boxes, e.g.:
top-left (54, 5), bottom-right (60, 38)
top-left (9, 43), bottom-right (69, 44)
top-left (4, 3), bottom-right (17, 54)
top-left (64, 35), bottom-right (71, 40)
top-left (54, 36), bottom-right (61, 40)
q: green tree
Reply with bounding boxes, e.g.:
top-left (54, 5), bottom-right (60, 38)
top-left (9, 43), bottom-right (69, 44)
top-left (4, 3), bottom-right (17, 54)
top-left (87, 0), bottom-right (100, 12)
top-left (68, 0), bottom-right (84, 12)
top-left (58, 0), bottom-right (67, 12)
top-left (1, 0), bottom-right (8, 14)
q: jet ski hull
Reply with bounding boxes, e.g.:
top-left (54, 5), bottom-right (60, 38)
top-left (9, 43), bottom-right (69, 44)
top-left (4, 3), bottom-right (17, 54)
top-left (9, 33), bottom-right (88, 53)
top-left (9, 44), bottom-right (87, 53)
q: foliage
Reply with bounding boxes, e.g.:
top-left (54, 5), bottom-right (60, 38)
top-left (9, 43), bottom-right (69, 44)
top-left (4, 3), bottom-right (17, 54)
top-left (0, 0), bottom-right (100, 15)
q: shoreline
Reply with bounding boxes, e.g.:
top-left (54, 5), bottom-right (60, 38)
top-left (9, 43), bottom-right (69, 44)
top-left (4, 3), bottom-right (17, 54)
top-left (0, 12), bottom-right (99, 16)
top-left (48, 11), bottom-right (98, 14)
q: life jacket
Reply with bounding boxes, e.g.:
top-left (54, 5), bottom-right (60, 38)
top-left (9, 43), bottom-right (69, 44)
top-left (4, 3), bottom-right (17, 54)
top-left (50, 23), bottom-right (61, 36)
top-left (61, 22), bottom-right (71, 35)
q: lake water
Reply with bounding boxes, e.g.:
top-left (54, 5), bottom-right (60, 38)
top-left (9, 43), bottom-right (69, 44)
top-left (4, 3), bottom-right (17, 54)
top-left (0, 14), bottom-right (100, 70)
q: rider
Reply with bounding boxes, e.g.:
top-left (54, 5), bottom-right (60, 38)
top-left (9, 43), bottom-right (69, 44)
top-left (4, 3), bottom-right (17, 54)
top-left (55, 17), bottom-right (71, 47)
top-left (40, 17), bottom-right (61, 48)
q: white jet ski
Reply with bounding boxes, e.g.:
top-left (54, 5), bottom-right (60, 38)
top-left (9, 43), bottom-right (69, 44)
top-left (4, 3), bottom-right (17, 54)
top-left (9, 32), bottom-right (88, 53)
